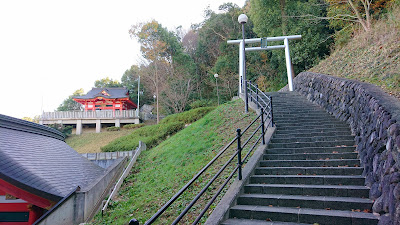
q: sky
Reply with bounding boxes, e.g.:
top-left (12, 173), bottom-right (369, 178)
top-left (0, 0), bottom-right (246, 119)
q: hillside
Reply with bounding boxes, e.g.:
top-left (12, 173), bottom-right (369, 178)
top-left (92, 99), bottom-right (257, 224)
top-left (310, 6), bottom-right (400, 99)
top-left (66, 130), bottom-right (133, 153)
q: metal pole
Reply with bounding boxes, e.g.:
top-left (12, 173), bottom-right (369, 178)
top-left (242, 23), bottom-right (248, 113)
top-left (236, 128), bottom-right (242, 180)
top-left (270, 96), bottom-right (274, 127)
top-left (256, 84), bottom-right (259, 109)
top-left (261, 108), bottom-right (265, 145)
top-left (216, 77), bottom-right (220, 105)
top-left (284, 38), bottom-right (294, 91)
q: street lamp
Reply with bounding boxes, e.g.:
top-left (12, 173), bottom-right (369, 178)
top-left (214, 73), bottom-right (220, 105)
top-left (238, 14), bottom-right (248, 113)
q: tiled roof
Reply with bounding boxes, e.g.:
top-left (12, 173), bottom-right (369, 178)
top-left (74, 87), bottom-right (129, 99)
top-left (0, 114), bottom-right (106, 201)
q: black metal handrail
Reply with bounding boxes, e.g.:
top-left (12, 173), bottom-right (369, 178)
top-left (246, 80), bottom-right (274, 128)
top-left (129, 87), bottom-right (273, 225)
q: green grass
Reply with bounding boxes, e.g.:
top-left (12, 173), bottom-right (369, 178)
top-left (311, 6), bottom-right (400, 99)
top-left (92, 99), bottom-right (257, 224)
top-left (101, 107), bottom-right (215, 152)
top-left (66, 129), bottom-right (133, 153)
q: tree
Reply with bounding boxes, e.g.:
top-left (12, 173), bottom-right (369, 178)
top-left (57, 89), bottom-right (85, 111)
top-left (94, 77), bottom-right (122, 88)
top-left (250, 0), bottom-right (333, 80)
top-left (21, 116), bottom-right (40, 123)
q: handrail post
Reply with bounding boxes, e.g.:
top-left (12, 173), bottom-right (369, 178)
top-left (249, 81), bottom-right (252, 102)
top-left (244, 81), bottom-right (249, 113)
top-left (260, 108), bottom-right (265, 145)
top-left (256, 84), bottom-right (259, 109)
top-left (236, 128), bottom-right (242, 180)
top-left (270, 96), bottom-right (274, 127)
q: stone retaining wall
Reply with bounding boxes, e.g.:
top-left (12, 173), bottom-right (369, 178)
top-left (291, 72), bottom-right (400, 224)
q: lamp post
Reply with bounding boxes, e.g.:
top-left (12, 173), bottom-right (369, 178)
top-left (153, 94), bottom-right (157, 122)
top-left (238, 13), bottom-right (248, 113)
top-left (214, 73), bottom-right (220, 105)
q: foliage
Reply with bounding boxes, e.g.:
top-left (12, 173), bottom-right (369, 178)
top-left (65, 129), bottom-right (133, 153)
top-left (250, 0), bottom-right (333, 80)
top-left (101, 121), bottom-right (185, 152)
top-left (47, 123), bottom-right (73, 137)
top-left (122, 123), bottom-right (145, 130)
top-left (159, 107), bottom-right (216, 125)
top-left (93, 100), bottom-right (257, 224)
top-left (189, 99), bottom-right (216, 109)
top-left (106, 126), bottom-right (121, 131)
top-left (94, 77), bottom-right (123, 88)
top-left (57, 88), bottom-right (85, 111)
top-left (310, 5), bottom-right (400, 99)
top-left (21, 116), bottom-right (40, 123)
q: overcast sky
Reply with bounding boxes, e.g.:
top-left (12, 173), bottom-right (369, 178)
top-left (0, 0), bottom-right (246, 119)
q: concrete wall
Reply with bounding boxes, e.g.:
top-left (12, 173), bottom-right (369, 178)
top-left (291, 72), bottom-right (400, 224)
top-left (36, 157), bottom-right (127, 225)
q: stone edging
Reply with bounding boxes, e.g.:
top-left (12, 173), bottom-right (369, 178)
top-left (292, 72), bottom-right (400, 224)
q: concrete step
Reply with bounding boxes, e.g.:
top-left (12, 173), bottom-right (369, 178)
top-left (250, 175), bottom-right (365, 186)
top-left (274, 132), bottom-right (353, 138)
top-left (276, 124), bottom-right (350, 131)
top-left (237, 194), bottom-right (374, 211)
top-left (265, 146), bottom-right (356, 154)
top-left (229, 205), bottom-right (378, 225)
top-left (255, 167), bottom-right (363, 176)
top-left (275, 127), bottom-right (351, 135)
top-left (221, 218), bottom-right (313, 225)
top-left (244, 184), bottom-right (370, 198)
top-left (263, 152), bottom-right (359, 160)
top-left (271, 136), bottom-right (354, 143)
top-left (268, 140), bottom-right (355, 149)
top-left (259, 159), bottom-right (360, 167)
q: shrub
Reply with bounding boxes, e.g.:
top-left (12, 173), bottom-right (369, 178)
top-left (47, 123), bottom-right (73, 137)
top-left (101, 122), bottom-right (185, 152)
top-left (160, 107), bottom-right (216, 125)
top-left (106, 126), bottom-right (120, 131)
top-left (123, 124), bottom-right (145, 130)
top-left (189, 100), bottom-right (215, 109)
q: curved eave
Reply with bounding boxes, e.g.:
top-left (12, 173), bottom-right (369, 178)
top-left (0, 177), bottom-right (59, 209)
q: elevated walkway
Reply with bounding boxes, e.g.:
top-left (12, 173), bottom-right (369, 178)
top-left (219, 92), bottom-right (378, 225)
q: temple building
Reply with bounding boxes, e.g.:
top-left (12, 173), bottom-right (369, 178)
top-left (73, 87), bottom-right (137, 112)
top-left (39, 87), bottom-right (140, 135)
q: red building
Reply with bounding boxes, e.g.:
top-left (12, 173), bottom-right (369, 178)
top-left (0, 114), bottom-right (106, 224)
top-left (73, 87), bottom-right (137, 112)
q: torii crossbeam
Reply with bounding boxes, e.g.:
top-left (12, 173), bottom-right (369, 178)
top-left (227, 35), bottom-right (301, 92)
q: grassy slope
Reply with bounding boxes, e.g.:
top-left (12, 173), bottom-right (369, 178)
top-left (92, 100), bottom-right (257, 224)
top-left (65, 130), bottom-right (133, 153)
top-left (310, 6), bottom-right (400, 99)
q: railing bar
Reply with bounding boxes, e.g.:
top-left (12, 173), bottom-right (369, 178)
top-left (171, 152), bottom-right (238, 224)
top-left (192, 166), bottom-right (239, 225)
top-left (144, 136), bottom-right (238, 225)
top-left (241, 123), bottom-right (262, 149)
top-left (242, 134), bottom-right (263, 163)
top-left (241, 114), bottom-right (262, 134)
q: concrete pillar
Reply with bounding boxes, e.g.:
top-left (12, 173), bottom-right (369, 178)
top-left (115, 119), bottom-right (120, 128)
top-left (96, 119), bottom-right (101, 133)
top-left (76, 120), bottom-right (82, 135)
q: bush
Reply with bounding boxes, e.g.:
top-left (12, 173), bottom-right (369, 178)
top-left (47, 123), bottom-right (73, 137)
top-left (123, 124), bottom-right (145, 130)
top-left (101, 122), bottom-right (185, 152)
top-left (189, 100), bottom-right (215, 109)
top-left (106, 126), bottom-right (120, 131)
top-left (160, 107), bottom-right (216, 125)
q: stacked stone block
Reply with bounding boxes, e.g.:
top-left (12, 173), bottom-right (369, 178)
top-left (292, 72), bottom-right (400, 224)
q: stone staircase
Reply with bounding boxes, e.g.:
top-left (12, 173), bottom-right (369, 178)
top-left (221, 92), bottom-right (379, 225)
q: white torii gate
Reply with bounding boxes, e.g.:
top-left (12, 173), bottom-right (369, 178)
top-left (227, 35), bottom-right (302, 92)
